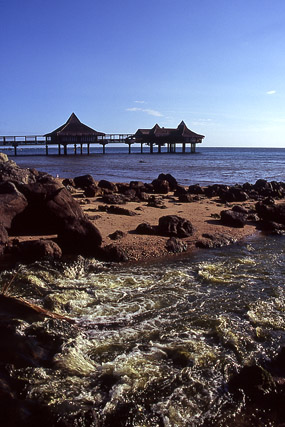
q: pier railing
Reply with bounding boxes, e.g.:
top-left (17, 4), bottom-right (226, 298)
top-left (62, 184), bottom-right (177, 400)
top-left (0, 134), bottom-right (200, 155)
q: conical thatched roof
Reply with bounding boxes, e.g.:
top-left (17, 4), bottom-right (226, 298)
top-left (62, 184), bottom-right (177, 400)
top-left (45, 113), bottom-right (105, 137)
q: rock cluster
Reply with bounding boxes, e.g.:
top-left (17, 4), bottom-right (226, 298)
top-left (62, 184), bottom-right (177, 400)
top-left (0, 156), bottom-right (102, 263)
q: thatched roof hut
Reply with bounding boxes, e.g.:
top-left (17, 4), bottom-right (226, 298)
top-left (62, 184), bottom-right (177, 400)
top-left (133, 121), bottom-right (204, 144)
top-left (45, 113), bottom-right (105, 143)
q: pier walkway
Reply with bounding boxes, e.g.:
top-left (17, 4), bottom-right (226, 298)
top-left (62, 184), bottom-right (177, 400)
top-left (0, 134), bottom-right (199, 156)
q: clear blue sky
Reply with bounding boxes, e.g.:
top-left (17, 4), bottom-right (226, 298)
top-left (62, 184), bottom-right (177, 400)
top-left (0, 0), bottom-right (284, 147)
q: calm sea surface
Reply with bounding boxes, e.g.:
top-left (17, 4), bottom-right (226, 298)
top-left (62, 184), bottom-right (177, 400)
top-left (3, 146), bottom-right (285, 186)
top-left (2, 146), bottom-right (285, 425)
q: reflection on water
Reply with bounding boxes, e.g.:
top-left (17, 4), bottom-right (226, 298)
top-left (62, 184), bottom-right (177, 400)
top-left (1, 235), bottom-right (285, 426)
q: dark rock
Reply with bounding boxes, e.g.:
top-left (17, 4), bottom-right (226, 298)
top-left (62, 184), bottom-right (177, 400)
top-left (0, 223), bottom-right (8, 255)
top-left (147, 195), bottom-right (166, 208)
top-left (135, 222), bottom-right (156, 235)
top-left (204, 184), bottom-right (229, 198)
top-left (157, 173), bottom-right (178, 190)
top-left (130, 181), bottom-right (145, 190)
top-left (174, 185), bottom-right (188, 196)
top-left (143, 183), bottom-right (154, 193)
top-left (12, 239), bottom-right (62, 262)
top-left (166, 237), bottom-right (188, 253)
top-left (158, 215), bottom-right (194, 237)
top-left (57, 217), bottom-right (102, 255)
top-left (188, 184), bottom-right (205, 195)
top-left (101, 194), bottom-right (127, 205)
top-left (232, 205), bottom-right (249, 214)
top-left (99, 244), bottom-right (129, 262)
top-left (228, 365), bottom-right (275, 399)
top-left (219, 187), bottom-right (249, 203)
top-left (220, 209), bottom-right (247, 228)
top-left (195, 233), bottom-right (235, 248)
top-left (256, 201), bottom-right (285, 225)
top-left (178, 193), bottom-right (194, 203)
top-left (62, 178), bottom-right (75, 187)
top-left (122, 189), bottom-right (138, 201)
top-left (98, 180), bottom-right (118, 192)
top-left (116, 183), bottom-right (130, 194)
top-left (98, 205), bottom-right (137, 216)
top-left (151, 179), bottom-right (170, 194)
top-left (0, 182), bottom-right (28, 230)
top-left (138, 192), bottom-right (150, 202)
top-left (0, 158), bottom-right (39, 185)
top-left (84, 185), bottom-right (102, 198)
top-left (73, 174), bottom-right (96, 189)
top-left (108, 230), bottom-right (126, 240)
top-left (254, 179), bottom-right (270, 190)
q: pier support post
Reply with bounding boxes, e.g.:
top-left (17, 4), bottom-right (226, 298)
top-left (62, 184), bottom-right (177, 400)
top-left (46, 144), bottom-right (48, 156)
top-left (64, 145), bottom-right (67, 156)
top-left (141, 143), bottom-right (143, 154)
top-left (80, 144), bottom-right (83, 155)
top-left (13, 144), bottom-right (17, 156)
top-left (58, 144), bottom-right (61, 155)
top-left (191, 143), bottom-right (196, 153)
top-left (150, 143), bottom-right (153, 154)
top-left (87, 144), bottom-right (90, 155)
top-left (128, 143), bottom-right (132, 154)
top-left (158, 144), bottom-right (161, 154)
top-left (182, 143), bottom-right (186, 154)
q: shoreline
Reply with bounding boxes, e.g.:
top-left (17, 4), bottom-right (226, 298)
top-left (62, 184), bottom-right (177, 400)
top-left (0, 152), bottom-right (284, 268)
top-left (4, 184), bottom-right (269, 268)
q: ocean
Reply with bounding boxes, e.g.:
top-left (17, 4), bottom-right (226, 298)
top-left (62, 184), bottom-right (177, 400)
top-left (1, 147), bottom-right (285, 425)
top-left (3, 146), bottom-right (285, 186)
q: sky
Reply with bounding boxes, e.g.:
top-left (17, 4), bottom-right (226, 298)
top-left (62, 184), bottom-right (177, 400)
top-left (0, 0), bottom-right (285, 147)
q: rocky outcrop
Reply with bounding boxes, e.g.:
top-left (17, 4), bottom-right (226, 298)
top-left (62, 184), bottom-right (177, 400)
top-left (0, 156), bottom-right (102, 263)
top-left (11, 239), bottom-right (62, 262)
top-left (157, 173), bottom-right (178, 190)
top-left (196, 233), bottom-right (236, 248)
top-left (220, 209), bottom-right (248, 228)
top-left (151, 178), bottom-right (170, 194)
top-left (158, 215), bottom-right (194, 237)
top-left (256, 200), bottom-right (285, 234)
top-left (165, 237), bottom-right (188, 253)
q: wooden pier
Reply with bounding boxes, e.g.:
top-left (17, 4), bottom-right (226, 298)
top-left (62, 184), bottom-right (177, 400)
top-left (0, 134), bottom-right (201, 156)
top-left (0, 115), bottom-right (204, 156)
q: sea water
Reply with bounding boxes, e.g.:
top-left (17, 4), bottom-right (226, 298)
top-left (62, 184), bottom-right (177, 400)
top-left (2, 234), bottom-right (285, 425)
top-left (3, 147), bottom-right (285, 186)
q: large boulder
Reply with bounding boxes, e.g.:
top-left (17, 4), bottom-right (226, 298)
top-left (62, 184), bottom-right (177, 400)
top-left (0, 182), bottom-right (28, 230)
top-left (256, 201), bottom-right (285, 225)
top-left (0, 157), bottom-right (41, 185)
top-left (12, 239), bottom-right (62, 262)
top-left (158, 215), bottom-right (194, 237)
top-left (73, 174), bottom-right (96, 189)
top-left (151, 179), bottom-right (170, 194)
top-left (57, 217), bottom-right (102, 255)
top-left (157, 173), bottom-right (178, 190)
top-left (220, 209), bottom-right (247, 228)
top-left (98, 180), bottom-right (118, 192)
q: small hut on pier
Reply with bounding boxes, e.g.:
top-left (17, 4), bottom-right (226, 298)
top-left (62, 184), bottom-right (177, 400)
top-left (130, 121), bottom-right (205, 153)
top-left (45, 113), bottom-right (105, 155)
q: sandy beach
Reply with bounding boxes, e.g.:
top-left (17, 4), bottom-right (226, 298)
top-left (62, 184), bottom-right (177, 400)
top-left (70, 186), bottom-right (260, 262)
